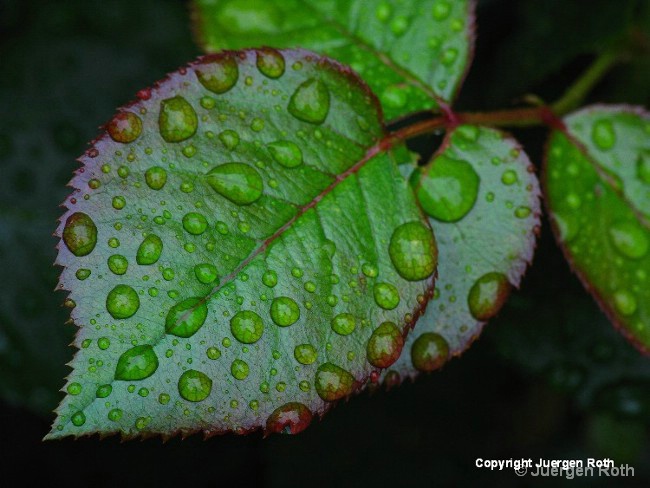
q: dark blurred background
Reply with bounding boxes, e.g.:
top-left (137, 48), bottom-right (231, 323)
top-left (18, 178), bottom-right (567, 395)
top-left (0, 0), bottom-right (648, 486)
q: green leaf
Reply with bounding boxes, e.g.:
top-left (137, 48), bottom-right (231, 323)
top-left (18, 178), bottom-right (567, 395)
top-left (191, 0), bottom-right (475, 120)
top-left (545, 105), bottom-right (650, 352)
top-left (379, 125), bottom-right (540, 382)
top-left (48, 49), bottom-right (437, 439)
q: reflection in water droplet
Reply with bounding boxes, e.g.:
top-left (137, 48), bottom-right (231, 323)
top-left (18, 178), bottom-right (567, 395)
top-left (207, 163), bottom-right (264, 205)
top-left (270, 297), bottom-right (300, 327)
top-left (165, 297), bottom-right (208, 338)
top-left (331, 313), bottom-right (356, 335)
top-left (136, 234), bottom-right (163, 265)
top-left (145, 166), bottom-right (167, 190)
top-left (231, 359), bottom-right (250, 380)
top-left (609, 221), bottom-right (649, 259)
top-left (315, 363), bottom-right (355, 401)
top-left (268, 140), bottom-right (303, 168)
top-left (194, 263), bottom-right (219, 284)
top-left (266, 402), bottom-right (312, 435)
top-left (196, 56), bottom-right (239, 94)
top-left (256, 48), bottom-right (285, 79)
top-left (373, 282), bottom-right (400, 310)
top-left (115, 344), bottom-right (158, 380)
top-left (63, 212), bottom-right (98, 256)
top-left (231, 310), bottom-right (264, 343)
top-left (159, 96), bottom-right (198, 143)
top-left (410, 332), bottom-right (449, 372)
top-left (367, 321), bottom-right (404, 368)
top-left (182, 212), bottom-right (208, 235)
top-left (107, 112), bottom-right (142, 143)
top-left (294, 344), bottom-right (317, 365)
top-left (262, 269), bottom-right (278, 287)
top-left (288, 78), bottom-right (330, 125)
top-left (178, 369), bottom-right (212, 402)
top-left (467, 272), bottom-right (511, 320)
top-left (389, 221), bottom-right (437, 281)
top-left (106, 284), bottom-right (139, 319)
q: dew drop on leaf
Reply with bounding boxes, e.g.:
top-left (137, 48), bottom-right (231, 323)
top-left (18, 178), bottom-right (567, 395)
top-left (206, 162), bottom-right (264, 205)
top-left (262, 269), bottom-right (278, 287)
top-left (178, 369), bottom-right (212, 402)
top-left (231, 359), bottom-right (250, 380)
top-left (432, 0), bottom-right (452, 20)
top-left (114, 344), bottom-right (159, 381)
top-left (108, 409), bottom-right (123, 422)
top-left (96, 384), bottom-right (112, 398)
top-left (107, 254), bottom-right (128, 275)
top-left (165, 297), bottom-right (208, 338)
top-left (608, 221), bottom-right (649, 259)
top-left (331, 313), bottom-right (356, 336)
top-left (410, 332), bottom-right (449, 372)
top-left (388, 221), bottom-right (437, 281)
top-left (266, 402), bottom-right (312, 434)
top-left (71, 411), bottom-right (86, 427)
top-left (195, 56), bottom-right (239, 94)
top-left (467, 272), bottom-right (511, 321)
top-left (294, 344), bottom-right (317, 365)
top-left (373, 282), bottom-right (400, 310)
top-left (288, 78), bottom-right (330, 125)
top-left (256, 48), bottom-right (285, 79)
top-left (591, 119), bottom-right (616, 150)
top-left (63, 212), bottom-right (98, 257)
top-left (613, 290), bottom-right (638, 316)
top-left (314, 363), bottom-right (355, 401)
top-left (145, 166), bottom-right (167, 190)
top-left (270, 297), bottom-right (300, 327)
top-left (194, 263), bottom-right (219, 284)
top-left (107, 112), bottom-right (142, 143)
top-left (230, 310), bottom-right (264, 344)
top-left (637, 152), bottom-right (650, 184)
top-left (219, 130), bottom-right (240, 151)
top-left (136, 234), bottom-right (163, 265)
top-left (366, 321), bottom-right (404, 368)
top-left (106, 284), bottom-right (140, 319)
top-left (267, 140), bottom-right (303, 168)
top-left (158, 96), bottom-right (198, 143)
top-left (182, 212), bottom-right (209, 235)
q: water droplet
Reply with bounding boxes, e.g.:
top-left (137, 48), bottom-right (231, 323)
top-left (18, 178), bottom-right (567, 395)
top-left (200, 96), bottom-right (216, 109)
top-left (389, 221), bottom-right (437, 281)
top-left (96, 384), bottom-right (112, 398)
top-left (361, 263), bottom-right (378, 278)
top-left (608, 221), bottom-right (649, 259)
top-left (107, 254), bottom-right (128, 275)
top-left (440, 48), bottom-right (458, 66)
top-left (262, 269), bottom-right (278, 287)
top-left (592, 119), bottom-right (616, 150)
top-left (159, 393), bottom-right (170, 405)
top-left (501, 170), bottom-right (518, 185)
top-left (63, 212), bottom-right (97, 256)
top-left (196, 56), bottom-right (239, 94)
top-left (467, 272), bottom-right (511, 320)
top-left (206, 347), bottom-right (221, 360)
top-left (373, 282), bottom-right (400, 310)
top-left (637, 152), bottom-right (650, 184)
top-left (165, 297), bottom-right (208, 338)
top-left (412, 156), bottom-right (480, 222)
top-left (107, 112), bottom-right (142, 143)
top-left (106, 284), bottom-right (140, 319)
top-left (268, 140), bottom-right (303, 168)
top-left (250, 118), bottom-right (265, 132)
top-left (194, 263), bottom-right (219, 284)
top-left (375, 2), bottom-right (392, 22)
top-left (390, 15), bottom-right (409, 36)
top-left (108, 408), bottom-right (123, 421)
top-left (75, 268), bottom-right (91, 280)
top-left (256, 48), bottom-right (285, 79)
top-left (288, 78), bottom-right (330, 125)
top-left (432, 0), bottom-right (451, 20)
top-left (219, 130), bottom-right (240, 150)
top-left (112, 196), bottom-right (126, 210)
top-left (159, 96), bottom-right (198, 143)
top-left (266, 402), bottom-right (312, 434)
top-left (230, 310), bottom-right (264, 343)
top-left (410, 332), bottom-right (449, 372)
top-left (136, 234), bottom-right (163, 265)
top-left (67, 382), bottom-right (82, 395)
top-left (182, 212), bottom-right (208, 235)
top-left (515, 206), bottom-right (532, 219)
top-left (71, 411), bottom-right (86, 427)
top-left (178, 369), bottom-right (212, 402)
top-left (613, 290), bottom-right (637, 316)
top-left (231, 359), bottom-right (250, 380)
top-left (207, 163), bottom-right (264, 205)
top-left (294, 344), bottom-right (317, 365)
top-left (115, 344), bottom-right (158, 380)
top-left (145, 166), bottom-right (167, 190)
top-left (271, 297), bottom-right (300, 327)
top-left (315, 363), bottom-right (356, 401)
top-left (367, 321), bottom-right (404, 368)
top-left (331, 313), bottom-right (356, 336)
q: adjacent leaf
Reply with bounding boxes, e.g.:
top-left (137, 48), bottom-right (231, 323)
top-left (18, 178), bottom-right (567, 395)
top-left (191, 0), bottom-right (476, 120)
top-left (48, 49), bottom-right (437, 439)
top-left (545, 105), bottom-right (650, 352)
top-left (380, 125), bottom-right (541, 383)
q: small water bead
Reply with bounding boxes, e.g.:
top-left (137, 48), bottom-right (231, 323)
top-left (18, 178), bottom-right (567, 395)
top-left (291, 267), bottom-right (303, 278)
top-left (467, 272), bottom-right (511, 321)
top-left (250, 118), bottom-right (265, 132)
top-left (388, 221), bottom-right (437, 281)
top-left (108, 237), bottom-right (120, 248)
top-left (182, 145), bottom-right (197, 158)
top-left (196, 56), bottom-right (239, 94)
top-left (637, 152), bottom-right (650, 184)
top-left (143, 166), bottom-right (167, 191)
top-left (315, 363), bottom-right (356, 401)
top-left (194, 263), bottom-right (219, 284)
top-left (207, 163), bottom-right (264, 205)
top-left (613, 290), bottom-right (637, 316)
top-left (88, 178), bottom-right (101, 190)
top-left (592, 119), bottom-right (616, 150)
top-left (331, 313), bottom-right (356, 336)
top-left (76, 268), bottom-right (91, 280)
top-left (107, 111), bottom-right (142, 143)
top-left (178, 369), bottom-right (212, 402)
top-left (432, 0), bottom-right (451, 20)
top-left (608, 221), bottom-right (649, 259)
top-left (390, 15), bottom-right (409, 36)
top-left (158, 96), bottom-right (198, 143)
top-left (412, 156), bottom-right (480, 222)
top-left (136, 234), bottom-right (163, 265)
top-left (367, 322), bottom-right (404, 368)
top-left (97, 337), bottom-right (111, 350)
top-left (440, 48), bottom-right (458, 66)
top-left (106, 284), bottom-right (139, 319)
top-left (410, 332), bottom-right (449, 372)
top-left (268, 140), bottom-right (303, 168)
top-left (266, 402), bottom-right (313, 435)
top-left (165, 297), bottom-right (208, 338)
top-left (158, 393), bottom-right (171, 405)
top-left (114, 344), bottom-right (159, 380)
top-left (71, 411), bottom-right (86, 427)
top-left (381, 85), bottom-right (407, 109)
top-left (501, 170), bottom-right (518, 185)
top-left (256, 48), bottom-right (286, 79)
top-left (67, 382), bottom-right (82, 395)
top-left (231, 359), bottom-right (250, 380)
top-left (138, 387), bottom-right (149, 397)
top-left (111, 196), bottom-right (126, 210)
top-left (271, 297), bottom-right (300, 327)
top-left (262, 269), bottom-right (278, 287)
top-left (205, 346), bottom-right (222, 360)
top-left (63, 212), bottom-right (97, 256)
top-left (230, 310), bottom-right (264, 344)
top-left (135, 417), bottom-right (151, 430)
top-left (373, 282), bottom-right (400, 310)
top-left (182, 212), bottom-right (208, 235)
top-left (515, 206), bottom-right (532, 219)
top-left (361, 263), bottom-right (378, 278)
top-left (108, 408), bottom-right (123, 422)
top-left (294, 344), bottom-right (317, 365)
top-left (304, 281), bottom-right (316, 293)
top-left (299, 381), bottom-right (310, 392)
top-left (566, 193), bottom-right (581, 209)
top-left (288, 78), bottom-right (330, 125)
top-left (96, 384), bottom-right (112, 398)
top-left (107, 254), bottom-right (128, 275)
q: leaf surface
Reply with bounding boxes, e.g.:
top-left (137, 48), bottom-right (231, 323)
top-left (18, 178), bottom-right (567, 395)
top-left (381, 125), bottom-right (541, 382)
top-left (192, 0), bottom-right (475, 120)
top-left (48, 49), bottom-right (436, 439)
top-left (545, 105), bottom-right (650, 352)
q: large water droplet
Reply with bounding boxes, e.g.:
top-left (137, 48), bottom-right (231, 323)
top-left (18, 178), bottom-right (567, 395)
top-left (159, 96), bottom-right (198, 143)
top-left (315, 363), bottom-right (356, 401)
top-left (182, 212), bottom-right (208, 235)
top-left (207, 163), bottom-right (264, 205)
top-left (367, 321), bottom-right (404, 368)
top-left (268, 140), bottom-right (303, 168)
top-left (115, 344), bottom-right (159, 380)
top-left (165, 297), bottom-right (208, 338)
top-left (591, 119), bottom-right (616, 150)
top-left (266, 402), bottom-right (313, 434)
top-left (373, 282), bottom-right (400, 310)
top-left (411, 155), bottom-right (480, 222)
top-left (196, 56), bottom-right (239, 94)
top-left (270, 297), bottom-right (300, 327)
top-left (294, 344), bottom-right (317, 365)
top-left (331, 313), bottom-right (356, 336)
top-left (288, 78), bottom-right (330, 125)
top-left (389, 221), bottom-right (437, 281)
top-left (63, 212), bottom-right (98, 256)
top-left (609, 221), bottom-right (649, 259)
top-left (230, 310), bottom-right (264, 343)
top-left (410, 332), bottom-right (449, 372)
top-left (107, 112), bottom-right (142, 143)
top-left (106, 284), bottom-right (140, 319)
top-left (256, 48), bottom-right (285, 79)
top-left (178, 369), bottom-right (212, 402)
top-left (145, 166), bottom-right (167, 190)
top-left (467, 272), bottom-right (511, 320)
top-left (136, 234), bottom-right (163, 265)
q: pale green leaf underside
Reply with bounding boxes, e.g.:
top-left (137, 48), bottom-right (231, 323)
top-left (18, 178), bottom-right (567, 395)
top-left (192, 0), bottom-right (475, 120)
top-left (382, 125), bottom-right (541, 381)
top-left (546, 105), bottom-right (650, 352)
top-left (49, 49), bottom-right (436, 439)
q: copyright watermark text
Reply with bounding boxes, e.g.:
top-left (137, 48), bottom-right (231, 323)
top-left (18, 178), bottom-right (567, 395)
top-left (475, 458), bottom-right (634, 479)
